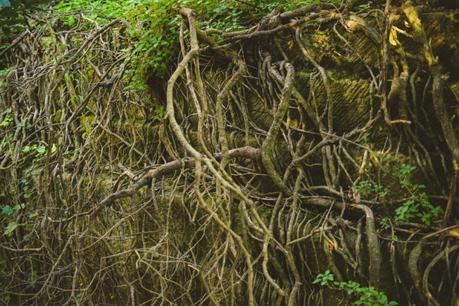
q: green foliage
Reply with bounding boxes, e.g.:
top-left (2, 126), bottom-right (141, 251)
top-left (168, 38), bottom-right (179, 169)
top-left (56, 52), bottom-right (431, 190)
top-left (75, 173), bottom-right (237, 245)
top-left (199, 1), bottom-right (245, 32)
top-left (52, 0), bottom-right (336, 87)
top-left (4, 221), bottom-right (17, 236)
top-left (1, 174), bottom-right (38, 237)
top-left (313, 269), bottom-right (334, 285)
top-left (0, 107), bottom-right (13, 128)
top-left (1, 205), bottom-right (13, 216)
top-left (393, 164), bottom-right (416, 188)
top-left (19, 176), bottom-right (32, 201)
top-left (393, 164), bottom-right (442, 225)
top-left (21, 143), bottom-right (56, 160)
top-left (80, 114), bottom-right (95, 138)
top-left (54, 0), bottom-right (248, 78)
top-left (378, 217), bottom-right (390, 231)
top-left (353, 179), bottom-right (388, 200)
top-left (354, 163), bottom-right (442, 226)
top-left (255, 0), bottom-right (340, 12)
top-left (0, 0), bottom-right (51, 39)
top-left (153, 105), bottom-right (166, 120)
top-left (314, 270), bottom-right (398, 306)
top-left (0, 68), bottom-right (10, 88)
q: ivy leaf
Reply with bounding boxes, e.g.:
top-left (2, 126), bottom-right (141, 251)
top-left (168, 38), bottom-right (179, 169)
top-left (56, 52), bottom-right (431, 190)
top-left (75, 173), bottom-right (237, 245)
top-left (4, 222), bottom-right (18, 236)
top-left (1, 205), bottom-right (13, 216)
top-left (35, 146), bottom-right (46, 156)
top-left (21, 145), bottom-right (34, 154)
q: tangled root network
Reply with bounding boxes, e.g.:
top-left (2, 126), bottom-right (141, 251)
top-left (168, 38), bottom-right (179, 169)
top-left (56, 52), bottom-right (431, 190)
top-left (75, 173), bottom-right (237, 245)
top-left (0, 2), bottom-right (458, 305)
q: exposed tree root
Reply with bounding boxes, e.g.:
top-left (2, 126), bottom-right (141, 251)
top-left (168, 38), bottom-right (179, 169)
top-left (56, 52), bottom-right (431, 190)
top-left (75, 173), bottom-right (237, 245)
top-left (0, 2), bottom-right (458, 305)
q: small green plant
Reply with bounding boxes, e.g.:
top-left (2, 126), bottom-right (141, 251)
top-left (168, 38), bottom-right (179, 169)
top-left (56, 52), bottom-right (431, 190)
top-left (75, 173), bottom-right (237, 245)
top-left (0, 68), bottom-right (10, 88)
top-left (353, 179), bottom-right (388, 201)
top-left (21, 143), bottom-right (57, 160)
top-left (313, 269), bottom-right (334, 285)
top-left (1, 201), bottom-right (22, 238)
top-left (153, 105), bottom-right (166, 120)
top-left (313, 270), bottom-right (397, 306)
top-left (393, 164), bottom-right (442, 225)
top-left (378, 217), bottom-right (390, 231)
top-left (4, 221), bottom-right (18, 236)
top-left (1, 174), bottom-right (38, 237)
top-left (1, 205), bottom-right (13, 216)
top-left (0, 108), bottom-right (13, 128)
